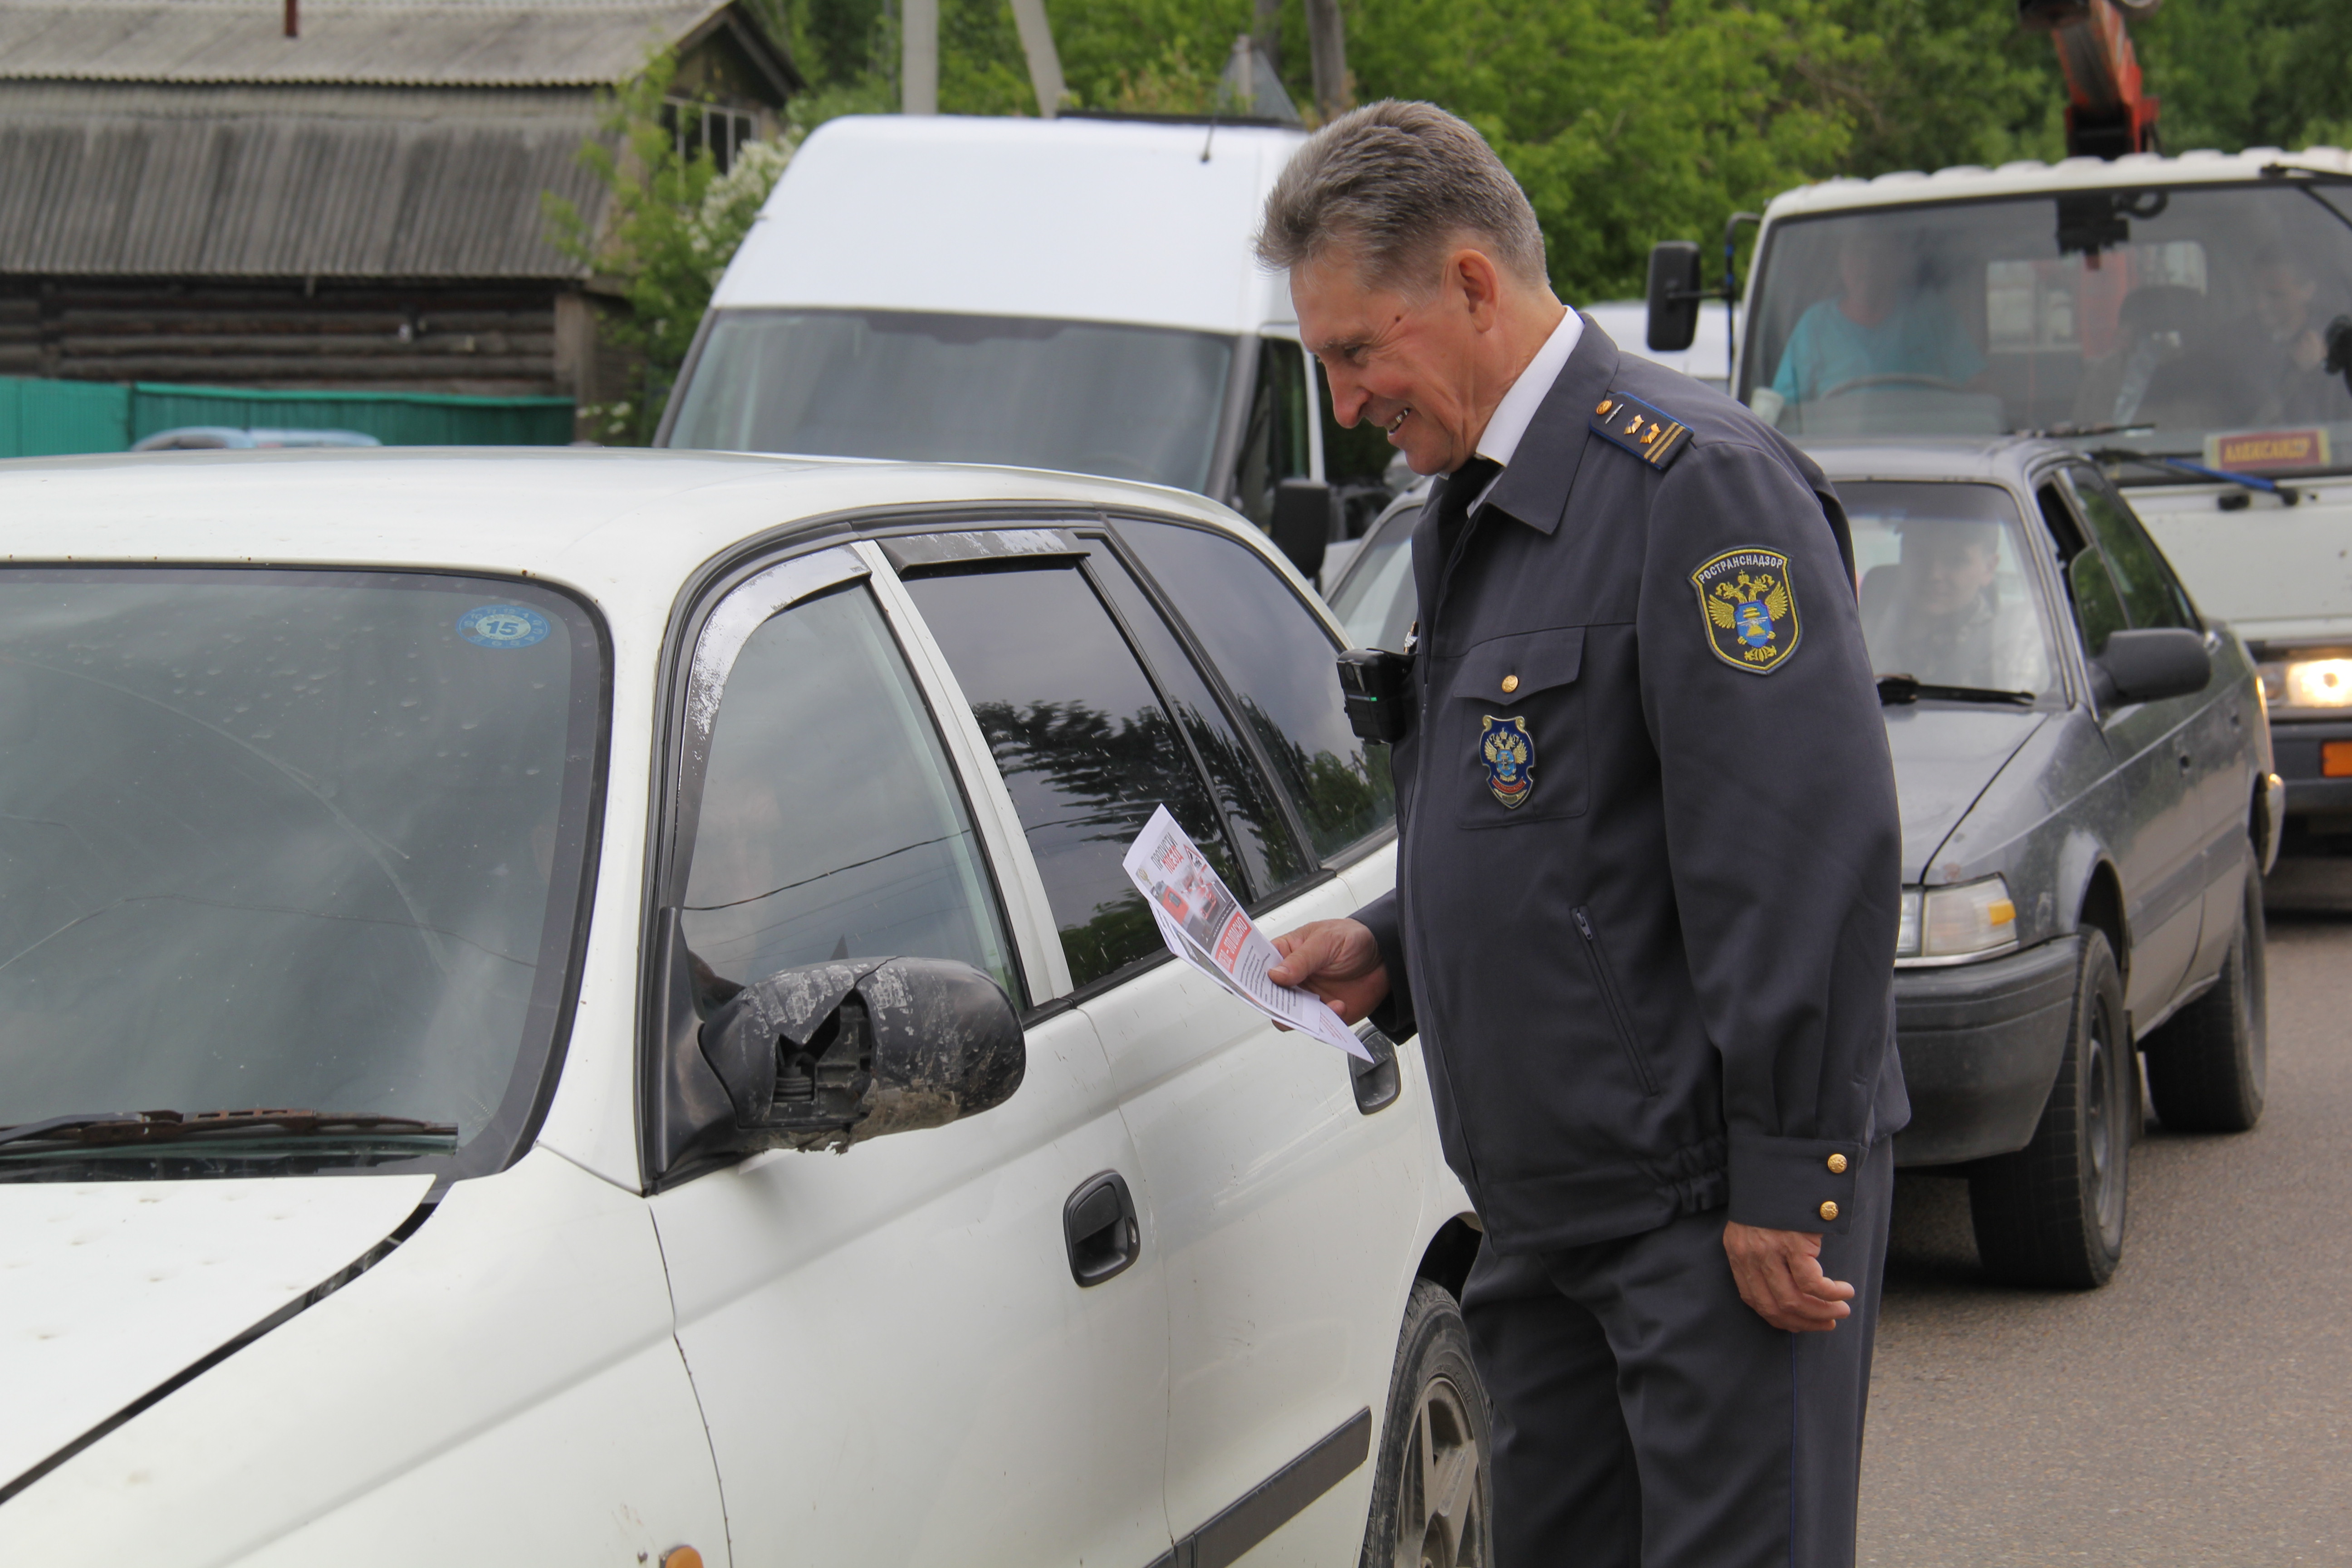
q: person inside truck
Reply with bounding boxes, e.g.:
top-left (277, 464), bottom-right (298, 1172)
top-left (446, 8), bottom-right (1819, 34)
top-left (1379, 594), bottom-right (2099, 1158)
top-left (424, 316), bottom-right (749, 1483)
top-left (1769, 228), bottom-right (1987, 406)
top-left (2231, 245), bottom-right (2352, 424)
top-left (1859, 515), bottom-right (2048, 696)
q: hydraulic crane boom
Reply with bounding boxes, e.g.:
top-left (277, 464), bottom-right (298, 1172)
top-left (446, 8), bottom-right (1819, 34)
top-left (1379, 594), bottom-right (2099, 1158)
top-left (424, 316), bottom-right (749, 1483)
top-left (2017, 0), bottom-right (2163, 159)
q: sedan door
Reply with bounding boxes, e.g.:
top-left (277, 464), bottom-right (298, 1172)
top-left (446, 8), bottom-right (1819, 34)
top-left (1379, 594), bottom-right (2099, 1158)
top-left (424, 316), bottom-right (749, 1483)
top-left (644, 544), bottom-right (1173, 1568)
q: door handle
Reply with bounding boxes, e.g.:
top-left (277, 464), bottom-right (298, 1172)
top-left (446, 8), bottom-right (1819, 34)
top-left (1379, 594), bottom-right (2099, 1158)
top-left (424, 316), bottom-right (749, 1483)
top-left (1349, 1022), bottom-right (1403, 1115)
top-left (1063, 1171), bottom-right (1141, 1287)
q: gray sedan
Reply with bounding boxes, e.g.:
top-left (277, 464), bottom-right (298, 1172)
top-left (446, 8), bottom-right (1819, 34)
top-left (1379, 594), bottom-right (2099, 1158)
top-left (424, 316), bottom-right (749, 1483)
top-left (1324, 435), bottom-right (2279, 1289)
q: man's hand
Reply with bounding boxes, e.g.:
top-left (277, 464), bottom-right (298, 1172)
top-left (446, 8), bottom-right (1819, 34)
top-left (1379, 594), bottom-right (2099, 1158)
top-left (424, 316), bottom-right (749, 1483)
top-left (1722, 1222), bottom-right (1854, 1333)
top-left (1267, 918), bottom-right (1391, 1025)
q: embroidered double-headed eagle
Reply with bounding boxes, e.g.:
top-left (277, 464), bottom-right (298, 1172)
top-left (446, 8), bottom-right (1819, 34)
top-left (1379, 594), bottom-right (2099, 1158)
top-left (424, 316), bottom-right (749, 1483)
top-left (1690, 549), bottom-right (1803, 674)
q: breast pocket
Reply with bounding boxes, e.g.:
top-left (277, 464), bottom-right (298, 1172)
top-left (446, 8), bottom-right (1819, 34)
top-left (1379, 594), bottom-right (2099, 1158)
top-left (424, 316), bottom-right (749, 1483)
top-left (1438, 626), bottom-right (1588, 828)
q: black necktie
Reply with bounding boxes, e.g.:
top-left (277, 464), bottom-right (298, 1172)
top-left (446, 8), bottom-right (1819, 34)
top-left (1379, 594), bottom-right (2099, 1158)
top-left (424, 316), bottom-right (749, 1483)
top-left (1431, 456), bottom-right (1503, 571)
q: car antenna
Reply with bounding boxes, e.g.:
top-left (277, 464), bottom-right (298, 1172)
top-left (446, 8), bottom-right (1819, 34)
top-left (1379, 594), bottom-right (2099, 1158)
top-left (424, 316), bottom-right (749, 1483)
top-left (1200, 108), bottom-right (1218, 162)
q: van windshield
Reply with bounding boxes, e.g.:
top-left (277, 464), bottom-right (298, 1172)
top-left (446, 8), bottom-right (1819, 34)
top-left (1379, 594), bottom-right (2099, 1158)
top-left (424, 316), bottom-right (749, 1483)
top-left (1743, 182), bottom-right (2352, 475)
top-left (664, 309), bottom-right (1235, 492)
top-left (0, 571), bottom-right (603, 1183)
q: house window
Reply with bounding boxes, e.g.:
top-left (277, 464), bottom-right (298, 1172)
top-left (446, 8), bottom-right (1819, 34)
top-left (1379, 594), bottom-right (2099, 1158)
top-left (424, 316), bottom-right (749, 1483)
top-left (660, 98), bottom-right (760, 175)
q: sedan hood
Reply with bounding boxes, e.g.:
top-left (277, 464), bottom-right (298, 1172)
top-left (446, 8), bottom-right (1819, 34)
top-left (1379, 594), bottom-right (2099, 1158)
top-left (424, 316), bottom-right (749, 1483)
top-left (0, 1174), bottom-right (431, 1492)
top-left (1884, 706), bottom-right (2050, 883)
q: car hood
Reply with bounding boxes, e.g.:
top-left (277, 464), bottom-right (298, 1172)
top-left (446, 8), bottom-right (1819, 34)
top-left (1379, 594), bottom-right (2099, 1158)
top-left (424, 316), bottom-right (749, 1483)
top-left (1885, 706), bottom-right (2051, 883)
top-left (0, 1174), bottom-right (431, 1491)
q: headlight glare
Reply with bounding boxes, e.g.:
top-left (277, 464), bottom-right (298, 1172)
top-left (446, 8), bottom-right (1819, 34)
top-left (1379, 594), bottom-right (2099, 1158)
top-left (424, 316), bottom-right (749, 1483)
top-left (2284, 657), bottom-right (2352, 709)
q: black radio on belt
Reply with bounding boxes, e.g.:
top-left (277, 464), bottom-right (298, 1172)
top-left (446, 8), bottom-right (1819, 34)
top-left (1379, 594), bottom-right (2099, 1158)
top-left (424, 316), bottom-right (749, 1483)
top-left (1337, 647), bottom-right (1415, 744)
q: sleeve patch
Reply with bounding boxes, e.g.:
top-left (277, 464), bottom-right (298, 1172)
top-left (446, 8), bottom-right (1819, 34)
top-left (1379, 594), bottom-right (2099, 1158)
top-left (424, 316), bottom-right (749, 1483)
top-left (1591, 393), bottom-right (1691, 470)
top-left (1691, 548), bottom-right (1802, 674)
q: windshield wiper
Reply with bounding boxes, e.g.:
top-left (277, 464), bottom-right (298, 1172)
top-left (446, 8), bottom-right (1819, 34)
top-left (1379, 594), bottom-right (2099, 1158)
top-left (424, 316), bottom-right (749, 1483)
top-left (0, 1108), bottom-right (458, 1149)
top-left (2088, 447), bottom-right (2305, 502)
top-left (1877, 674), bottom-right (2036, 706)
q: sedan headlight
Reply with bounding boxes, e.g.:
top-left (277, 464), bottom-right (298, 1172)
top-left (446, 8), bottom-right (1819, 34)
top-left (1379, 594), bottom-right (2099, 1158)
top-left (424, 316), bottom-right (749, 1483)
top-left (1896, 876), bottom-right (2018, 965)
top-left (2257, 656), bottom-right (2352, 713)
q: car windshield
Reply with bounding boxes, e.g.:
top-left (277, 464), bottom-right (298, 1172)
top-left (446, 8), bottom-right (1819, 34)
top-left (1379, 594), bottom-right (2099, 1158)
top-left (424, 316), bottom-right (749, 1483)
top-left (1744, 182), bottom-right (2352, 475)
top-left (1327, 502), bottom-right (1419, 652)
top-left (1843, 481), bottom-right (2062, 699)
top-left (0, 571), bottom-right (602, 1181)
top-left (663, 308), bottom-right (1236, 492)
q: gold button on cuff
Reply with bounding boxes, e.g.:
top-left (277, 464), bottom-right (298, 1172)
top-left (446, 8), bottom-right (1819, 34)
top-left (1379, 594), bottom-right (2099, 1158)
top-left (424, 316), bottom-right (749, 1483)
top-left (1818, 1200), bottom-right (1839, 1222)
top-left (1827, 1152), bottom-right (1848, 1175)
top-left (1500, 674), bottom-right (1520, 693)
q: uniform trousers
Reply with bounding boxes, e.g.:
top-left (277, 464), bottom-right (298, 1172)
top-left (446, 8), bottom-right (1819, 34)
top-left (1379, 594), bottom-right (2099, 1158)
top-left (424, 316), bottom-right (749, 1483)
top-left (1461, 1138), bottom-right (1893, 1568)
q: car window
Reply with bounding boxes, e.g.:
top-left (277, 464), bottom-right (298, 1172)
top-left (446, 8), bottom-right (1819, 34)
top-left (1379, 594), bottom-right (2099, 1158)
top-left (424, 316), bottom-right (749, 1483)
top-left (1121, 519), bottom-right (1396, 860)
top-left (1089, 550), bottom-right (1314, 895)
top-left (2062, 467), bottom-right (2199, 631)
top-left (1327, 500), bottom-right (1420, 653)
top-left (1235, 338), bottom-right (1311, 528)
top-left (2037, 482), bottom-right (2129, 657)
top-left (904, 560), bottom-right (1239, 990)
top-left (681, 581), bottom-right (1019, 1007)
top-left (1842, 481), bottom-right (2059, 698)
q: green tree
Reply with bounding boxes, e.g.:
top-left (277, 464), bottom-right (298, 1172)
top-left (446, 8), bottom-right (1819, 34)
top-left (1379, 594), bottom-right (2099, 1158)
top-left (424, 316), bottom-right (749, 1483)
top-left (545, 51), bottom-right (797, 443)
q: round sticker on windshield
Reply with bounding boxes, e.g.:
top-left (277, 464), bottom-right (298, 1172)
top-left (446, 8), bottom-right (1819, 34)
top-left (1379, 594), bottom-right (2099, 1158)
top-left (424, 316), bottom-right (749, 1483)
top-left (457, 604), bottom-right (550, 649)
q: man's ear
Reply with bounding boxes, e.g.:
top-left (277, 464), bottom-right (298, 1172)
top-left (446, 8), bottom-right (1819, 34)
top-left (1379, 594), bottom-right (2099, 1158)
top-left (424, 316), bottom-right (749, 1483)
top-left (1450, 247), bottom-right (1505, 330)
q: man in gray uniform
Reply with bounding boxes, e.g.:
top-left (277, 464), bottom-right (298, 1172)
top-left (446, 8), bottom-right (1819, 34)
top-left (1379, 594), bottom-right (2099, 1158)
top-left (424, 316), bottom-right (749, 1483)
top-left (1262, 103), bottom-right (1907, 1565)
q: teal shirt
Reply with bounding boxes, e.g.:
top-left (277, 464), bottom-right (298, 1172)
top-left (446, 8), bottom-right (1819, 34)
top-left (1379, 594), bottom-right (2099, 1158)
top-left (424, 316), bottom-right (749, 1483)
top-left (1769, 295), bottom-right (1986, 405)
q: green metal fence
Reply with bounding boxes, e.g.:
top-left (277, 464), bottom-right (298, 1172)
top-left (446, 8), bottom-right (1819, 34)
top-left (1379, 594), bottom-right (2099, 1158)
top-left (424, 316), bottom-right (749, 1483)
top-left (0, 377), bottom-right (576, 458)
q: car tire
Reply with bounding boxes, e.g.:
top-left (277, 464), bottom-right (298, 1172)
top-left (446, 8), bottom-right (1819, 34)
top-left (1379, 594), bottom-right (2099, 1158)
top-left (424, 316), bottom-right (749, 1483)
top-left (1968, 930), bottom-right (2132, 1289)
top-left (2143, 862), bottom-right (2267, 1133)
top-left (1358, 1279), bottom-right (1493, 1568)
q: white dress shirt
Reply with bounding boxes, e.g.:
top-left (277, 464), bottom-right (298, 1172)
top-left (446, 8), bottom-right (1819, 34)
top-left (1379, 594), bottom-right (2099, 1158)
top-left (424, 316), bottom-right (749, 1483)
top-left (1472, 307), bottom-right (1583, 509)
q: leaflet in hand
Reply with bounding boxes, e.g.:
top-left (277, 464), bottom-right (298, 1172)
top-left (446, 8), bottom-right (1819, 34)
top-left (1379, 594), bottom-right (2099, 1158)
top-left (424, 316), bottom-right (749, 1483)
top-left (1121, 805), bottom-right (1371, 1061)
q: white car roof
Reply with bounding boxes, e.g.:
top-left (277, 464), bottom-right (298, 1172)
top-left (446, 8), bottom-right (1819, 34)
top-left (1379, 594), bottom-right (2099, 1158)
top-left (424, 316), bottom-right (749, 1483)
top-left (713, 114), bottom-right (1308, 336)
top-left (1763, 143), bottom-right (2352, 220)
top-left (0, 447), bottom-right (1267, 614)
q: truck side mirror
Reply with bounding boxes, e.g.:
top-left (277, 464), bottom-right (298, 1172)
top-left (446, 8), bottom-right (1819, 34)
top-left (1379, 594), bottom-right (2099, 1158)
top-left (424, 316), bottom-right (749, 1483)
top-left (696, 954), bottom-right (1025, 1156)
top-left (1270, 477), bottom-right (1331, 580)
top-left (1646, 241), bottom-right (1705, 353)
top-left (2090, 627), bottom-right (2210, 706)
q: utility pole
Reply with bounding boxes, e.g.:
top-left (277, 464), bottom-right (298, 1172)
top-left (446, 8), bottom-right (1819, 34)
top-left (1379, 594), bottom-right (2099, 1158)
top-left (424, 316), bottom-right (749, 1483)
top-left (1008, 0), bottom-right (1065, 118)
top-left (902, 0), bottom-right (937, 114)
top-left (1302, 0), bottom-right (1347, 124)
top-left (1252, 0), bottom-right (1280, 75)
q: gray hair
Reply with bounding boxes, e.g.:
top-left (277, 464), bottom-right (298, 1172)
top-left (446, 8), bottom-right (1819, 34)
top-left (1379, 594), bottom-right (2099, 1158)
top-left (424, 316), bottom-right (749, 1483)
top-left (1254, 100), bottom-right (1547, 291)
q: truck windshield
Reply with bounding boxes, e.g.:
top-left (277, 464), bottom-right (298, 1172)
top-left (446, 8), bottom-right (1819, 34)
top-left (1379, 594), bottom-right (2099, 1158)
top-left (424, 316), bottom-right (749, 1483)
top-left (664, 308), bottom-right (1235, 492)
top-left (0, 570), bottom-right (603, 1183)
top-left (1743, 182), bottom-right (2352, 475)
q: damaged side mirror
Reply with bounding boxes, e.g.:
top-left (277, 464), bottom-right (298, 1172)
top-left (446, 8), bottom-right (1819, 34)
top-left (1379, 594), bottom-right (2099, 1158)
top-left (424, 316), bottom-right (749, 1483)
top-left (646, 911), bottom-right (1026, 1182)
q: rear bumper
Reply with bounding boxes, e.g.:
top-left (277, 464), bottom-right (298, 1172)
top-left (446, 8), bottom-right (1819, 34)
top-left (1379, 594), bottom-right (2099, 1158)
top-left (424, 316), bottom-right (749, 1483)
top-left (2271, 717), bottom-right (2352, 818)
top-left (1891, 936), bottom-right (2080, 1168)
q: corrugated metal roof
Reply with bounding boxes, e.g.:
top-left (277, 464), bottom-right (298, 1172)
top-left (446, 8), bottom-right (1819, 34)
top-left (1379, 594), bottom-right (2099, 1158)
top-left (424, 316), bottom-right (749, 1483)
top-left (0, 85), bottom-right (609, 276)
top-left (0, 0), bottom-right (787, 89)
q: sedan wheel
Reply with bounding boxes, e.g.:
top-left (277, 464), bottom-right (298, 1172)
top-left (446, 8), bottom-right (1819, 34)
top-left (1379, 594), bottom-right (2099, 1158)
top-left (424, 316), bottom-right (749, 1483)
top-left (1969, 929), bottom-right (2133, 1288)
top-left (1362, 1279), bottom-right (1492, 1568)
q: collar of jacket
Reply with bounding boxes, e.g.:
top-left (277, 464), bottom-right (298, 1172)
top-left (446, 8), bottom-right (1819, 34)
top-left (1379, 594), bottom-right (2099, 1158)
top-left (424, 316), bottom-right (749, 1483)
top-left (1475, 313), bottom-right (1625, 538)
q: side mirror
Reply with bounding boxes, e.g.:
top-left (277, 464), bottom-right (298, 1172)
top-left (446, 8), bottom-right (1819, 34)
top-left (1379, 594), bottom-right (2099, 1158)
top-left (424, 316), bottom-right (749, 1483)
top-left (2091, 627), bottom-right (2211, 706)
top-left (1646, 240), bottom-right (1705, 352)
top-left (696, 954), bottom-right (1025, 1156)
top-left (1270, 477), bottom-right (1331, 580)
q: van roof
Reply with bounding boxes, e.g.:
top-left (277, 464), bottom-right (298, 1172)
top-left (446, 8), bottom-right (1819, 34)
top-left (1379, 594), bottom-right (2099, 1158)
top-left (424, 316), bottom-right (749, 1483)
top-left (711, 114), bottom-right (1308, 337)
top-left (1763, 143), bottom-right (2352, 220)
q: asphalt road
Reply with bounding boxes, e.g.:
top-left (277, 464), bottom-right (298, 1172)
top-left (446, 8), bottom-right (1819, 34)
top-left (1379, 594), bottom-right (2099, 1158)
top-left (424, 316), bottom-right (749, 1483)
top-left (1857, 900), bottom-right (2352, 1566)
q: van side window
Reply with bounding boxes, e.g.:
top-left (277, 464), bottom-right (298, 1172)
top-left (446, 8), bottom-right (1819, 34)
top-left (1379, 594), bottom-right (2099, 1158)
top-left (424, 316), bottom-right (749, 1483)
top-left (904, 560), bottom-right (1240, 989)
top-left (682, 583), bottom-right (1019, 1005)
top-left (1121, 519), bottom-right (1396, 861)
top-left (1235, 339), bottom-right (1311, 528)
top-left (2062, 467), bottom-right (2198, 631)
top-left (2037, 482), bottom-right (2129, 657)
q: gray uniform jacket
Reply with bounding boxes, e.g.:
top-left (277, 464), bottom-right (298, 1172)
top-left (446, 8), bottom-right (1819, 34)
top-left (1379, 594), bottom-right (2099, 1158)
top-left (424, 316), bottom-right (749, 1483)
top-left (1357, 318), bottom-right (1909, 1254)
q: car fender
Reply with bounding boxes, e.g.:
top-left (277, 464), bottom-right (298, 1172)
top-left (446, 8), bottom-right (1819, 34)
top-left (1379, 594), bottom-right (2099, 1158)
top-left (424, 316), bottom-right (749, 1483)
top-left (2051, 829), bottom-right (2128, 970)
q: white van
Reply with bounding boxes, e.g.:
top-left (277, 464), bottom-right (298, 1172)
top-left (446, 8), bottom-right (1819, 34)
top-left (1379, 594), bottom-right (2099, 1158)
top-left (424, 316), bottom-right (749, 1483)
top-left (0, 448), bottom-right (1484, 1567)
top-left (656, 115), bottom-right (1392, 576)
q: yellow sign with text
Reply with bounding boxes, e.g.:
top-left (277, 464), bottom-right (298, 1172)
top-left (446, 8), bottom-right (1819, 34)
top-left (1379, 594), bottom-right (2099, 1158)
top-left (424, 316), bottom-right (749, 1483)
top-left (2204, 427), bottom-right (2331, 473)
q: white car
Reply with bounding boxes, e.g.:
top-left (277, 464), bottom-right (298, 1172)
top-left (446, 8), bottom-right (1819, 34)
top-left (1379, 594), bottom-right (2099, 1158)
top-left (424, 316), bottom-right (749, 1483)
top-left (0, 450), bottom-right (1484, 1568)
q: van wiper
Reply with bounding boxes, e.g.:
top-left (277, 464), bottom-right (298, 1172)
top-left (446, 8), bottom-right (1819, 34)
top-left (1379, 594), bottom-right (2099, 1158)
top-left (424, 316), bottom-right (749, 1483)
top-left (2090, 447), bottom-right (2303, 500)
top-left (0, 1108), bottom-right (458, 1149)
top-left (1877, 674), bottom-right (2036, 706)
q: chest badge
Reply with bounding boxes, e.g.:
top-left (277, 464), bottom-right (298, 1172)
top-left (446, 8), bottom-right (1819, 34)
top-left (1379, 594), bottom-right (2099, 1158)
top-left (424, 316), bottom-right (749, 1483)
top-left (1691, 547), bottom-right (1803, 675)
top-left (1480, 715), bottom-right (1535, 808)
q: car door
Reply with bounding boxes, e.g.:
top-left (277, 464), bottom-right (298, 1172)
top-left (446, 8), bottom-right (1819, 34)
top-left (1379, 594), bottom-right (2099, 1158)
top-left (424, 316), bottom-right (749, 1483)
top-left (644, 543), bottom-right (1174, 1568)
top-left (1102, 517), bottom-right (1422, 1563)
top-left (2038, 471), bottom-right (2203, 1019)
top-left (2062, 465), bottom-right (2247, 992)
top-left (899, 519), bottom-right (1421, 1563)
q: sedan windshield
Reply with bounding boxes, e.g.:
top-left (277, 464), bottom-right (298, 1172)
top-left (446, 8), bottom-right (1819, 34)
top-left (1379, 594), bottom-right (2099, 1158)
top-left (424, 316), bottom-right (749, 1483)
top-left (1744, 182), bottom-right (2352, 475)
top-left (663, 308), bottom-right (1235, 492)
top-left (0, 571), bottom-right (602, 1181)
top-left (1843, 482), bottom-right (2061, 700)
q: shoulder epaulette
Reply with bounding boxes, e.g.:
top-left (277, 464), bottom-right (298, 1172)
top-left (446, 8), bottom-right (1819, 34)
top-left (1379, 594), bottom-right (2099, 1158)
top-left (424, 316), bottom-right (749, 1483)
top-left (1591, 392), bottom-right (1691, 471)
